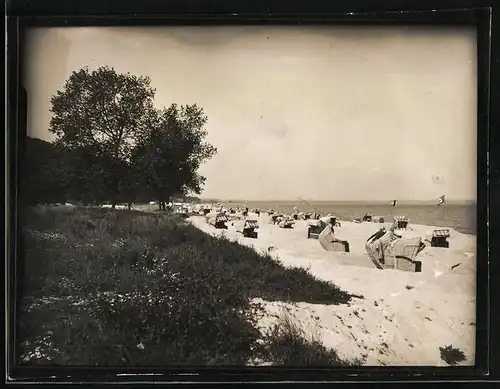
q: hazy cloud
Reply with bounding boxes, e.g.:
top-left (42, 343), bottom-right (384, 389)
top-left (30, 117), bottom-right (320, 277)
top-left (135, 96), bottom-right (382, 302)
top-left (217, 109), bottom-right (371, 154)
top-left (24, 26), bottom-right (477, 201)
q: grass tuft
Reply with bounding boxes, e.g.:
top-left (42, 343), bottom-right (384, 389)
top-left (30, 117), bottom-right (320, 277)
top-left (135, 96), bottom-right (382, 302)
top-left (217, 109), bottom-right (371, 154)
top-left (258, 307), bottom-right (362, 366)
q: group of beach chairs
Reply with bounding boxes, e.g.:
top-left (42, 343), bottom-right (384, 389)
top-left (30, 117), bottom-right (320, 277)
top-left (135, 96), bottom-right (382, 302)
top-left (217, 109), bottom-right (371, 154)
top-left (204, 207), bottom-right (261, 239)
top-left (202, 208), bottom-right (321, 240)
top-left (353, 213), bottom-right (385, 223)
top-left (269, 212), bottom-right (295, 228)
top-left (268, 210), bottom-right (321, 226)
top-left (307, 214), bottom-right (451, 273)
top-left (201, 207), bottom-right (450, 273)
top-left (365, 218), bottom-right (450, 272)
top-left (266, 211), bottom-right (350, 253)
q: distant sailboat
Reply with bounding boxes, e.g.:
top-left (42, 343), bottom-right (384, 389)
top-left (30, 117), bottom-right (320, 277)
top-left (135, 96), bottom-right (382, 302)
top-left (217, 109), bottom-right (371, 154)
top-left (391, 200), bottom-right (398, 207)
top-left (437, 195), bottom-right (446, 206)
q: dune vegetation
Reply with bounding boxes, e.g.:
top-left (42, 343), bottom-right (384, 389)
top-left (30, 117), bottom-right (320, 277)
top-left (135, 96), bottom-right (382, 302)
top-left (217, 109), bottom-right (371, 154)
top-left (18, 205), bottom-right (361, 366)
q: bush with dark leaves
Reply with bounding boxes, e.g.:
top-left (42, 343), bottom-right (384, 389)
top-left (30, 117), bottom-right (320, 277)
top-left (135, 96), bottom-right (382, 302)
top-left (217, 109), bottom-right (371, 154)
top-left (439, 345), bottom-right (466, 366)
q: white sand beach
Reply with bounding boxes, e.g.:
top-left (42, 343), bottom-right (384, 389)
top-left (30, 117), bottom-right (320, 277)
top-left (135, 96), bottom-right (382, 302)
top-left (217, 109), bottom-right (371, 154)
top-left (188, 213), bottom-right (476, 366)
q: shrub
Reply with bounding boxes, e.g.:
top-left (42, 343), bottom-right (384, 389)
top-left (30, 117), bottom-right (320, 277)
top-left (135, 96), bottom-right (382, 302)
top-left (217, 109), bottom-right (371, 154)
top-left (439, 345), bottom-right (466, 366)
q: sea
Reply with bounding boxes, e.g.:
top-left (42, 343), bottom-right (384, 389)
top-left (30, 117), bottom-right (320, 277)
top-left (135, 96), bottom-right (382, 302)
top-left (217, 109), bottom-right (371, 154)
top-left (216, 201), bottom-right (477, 235)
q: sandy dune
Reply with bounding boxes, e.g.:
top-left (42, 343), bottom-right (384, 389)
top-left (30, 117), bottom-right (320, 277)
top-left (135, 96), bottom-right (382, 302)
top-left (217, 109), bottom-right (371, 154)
top-left (187, 213), bottom-right (476, 366)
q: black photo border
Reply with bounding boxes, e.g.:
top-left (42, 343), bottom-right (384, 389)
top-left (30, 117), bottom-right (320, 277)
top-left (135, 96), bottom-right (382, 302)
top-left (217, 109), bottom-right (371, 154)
top-left (5, 0), bottom-right (496, 385)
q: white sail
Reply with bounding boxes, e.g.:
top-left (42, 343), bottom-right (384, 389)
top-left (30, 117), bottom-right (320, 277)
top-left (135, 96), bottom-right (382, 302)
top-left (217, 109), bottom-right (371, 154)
top-left (437, 195), bottom-right (445, 206)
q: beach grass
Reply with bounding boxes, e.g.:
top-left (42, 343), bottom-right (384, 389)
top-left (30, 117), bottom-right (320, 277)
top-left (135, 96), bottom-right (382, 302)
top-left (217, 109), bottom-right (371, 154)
top-left (259, 307), bottom-right (364, 366)
top-left (18, 205), bottom-right (359, 366)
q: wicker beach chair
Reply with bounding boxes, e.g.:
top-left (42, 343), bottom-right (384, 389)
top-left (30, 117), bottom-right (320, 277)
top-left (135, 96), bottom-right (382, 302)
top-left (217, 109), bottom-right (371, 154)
top-left (362, 214), bottom-right (373, 222)
top-left (278, 217), bottom-right (295, 229)
top-left (393, 216), bottom-right (410, 230)
top-left (318, 225), bottom-right (350, 252)
top-left (430, 229), bottom-right (450, 248)
top-left (308, 216), bottom-right (340, 239)
top-left (270, 213), bottom-right (282, 225)
top-left (386, 237), bottom-right (425, 272)
top-left (236, 219), bottom-right (259, 238)
top-left (365, 229), bottom-right (398, 269)
top-left (307, 219), bottom-right (327, 239)
top-left (322, 240), bottom-right (350, 252)
top-left (365, 229), bottom-right (423, 272)
top-left (207, 212), bottom-right (229, 229)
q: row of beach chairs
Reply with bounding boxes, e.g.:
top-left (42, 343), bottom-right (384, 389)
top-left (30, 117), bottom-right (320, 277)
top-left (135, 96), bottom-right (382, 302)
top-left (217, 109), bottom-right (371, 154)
top-left (205, 210), bottom-right (260, 239)
top-left (202, 210), bottom-right (450, 273)
top-left (365, 226), bottom-right (450, 272)
top-left (308, 215), bottom-right (450, 273)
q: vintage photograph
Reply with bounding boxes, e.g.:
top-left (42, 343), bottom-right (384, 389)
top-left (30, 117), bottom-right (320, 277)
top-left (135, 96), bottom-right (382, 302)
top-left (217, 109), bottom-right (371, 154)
top-left (19, 25), bottom-right (477, 367)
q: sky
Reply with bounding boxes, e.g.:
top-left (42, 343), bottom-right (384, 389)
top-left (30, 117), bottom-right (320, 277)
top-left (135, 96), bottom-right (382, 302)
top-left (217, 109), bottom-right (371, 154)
top-left (24, 26), bottom-right (477, 202)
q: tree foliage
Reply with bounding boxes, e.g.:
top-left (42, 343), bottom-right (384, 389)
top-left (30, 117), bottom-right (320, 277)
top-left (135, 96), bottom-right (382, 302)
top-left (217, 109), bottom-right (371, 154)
top-left (132, 104), bottom-right (217, 210)
top-left (50, 66), bottom-right (155, 156)
top-left (40, 66), bottom-right (217, 207)
top-left (48, 66), bottom-right (155, 206)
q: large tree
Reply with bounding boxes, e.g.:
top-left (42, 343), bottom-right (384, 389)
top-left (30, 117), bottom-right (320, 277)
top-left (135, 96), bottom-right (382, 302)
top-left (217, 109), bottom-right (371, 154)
top-left (49, 66), bottom-right (155, 207)
top-left (132, 104), bottom-right (217, 211)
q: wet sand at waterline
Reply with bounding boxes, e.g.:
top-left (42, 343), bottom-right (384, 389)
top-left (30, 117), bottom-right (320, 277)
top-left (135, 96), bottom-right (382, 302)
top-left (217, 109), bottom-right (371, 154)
top-left (188, 213), bottom-right (476, 366)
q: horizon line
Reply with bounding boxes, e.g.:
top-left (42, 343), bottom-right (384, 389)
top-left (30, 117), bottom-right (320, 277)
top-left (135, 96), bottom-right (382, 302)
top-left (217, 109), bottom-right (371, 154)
top-left (198, 198), bottom-right (476, 203)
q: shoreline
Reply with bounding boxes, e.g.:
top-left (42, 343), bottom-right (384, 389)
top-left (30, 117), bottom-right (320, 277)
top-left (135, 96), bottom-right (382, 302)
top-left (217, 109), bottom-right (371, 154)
top-left (187, 213), bottom-right (476, 366)
top-left (198, 202), bottom-right (477, 236)
top-left (201, 199), bottom-right (477, 205)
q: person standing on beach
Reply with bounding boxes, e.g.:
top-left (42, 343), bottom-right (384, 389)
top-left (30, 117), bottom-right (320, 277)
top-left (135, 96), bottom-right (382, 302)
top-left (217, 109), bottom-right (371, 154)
top-left (325, 217), bottom-right (339, 239)
top-left (321, 217), bottom-right (349, 251)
